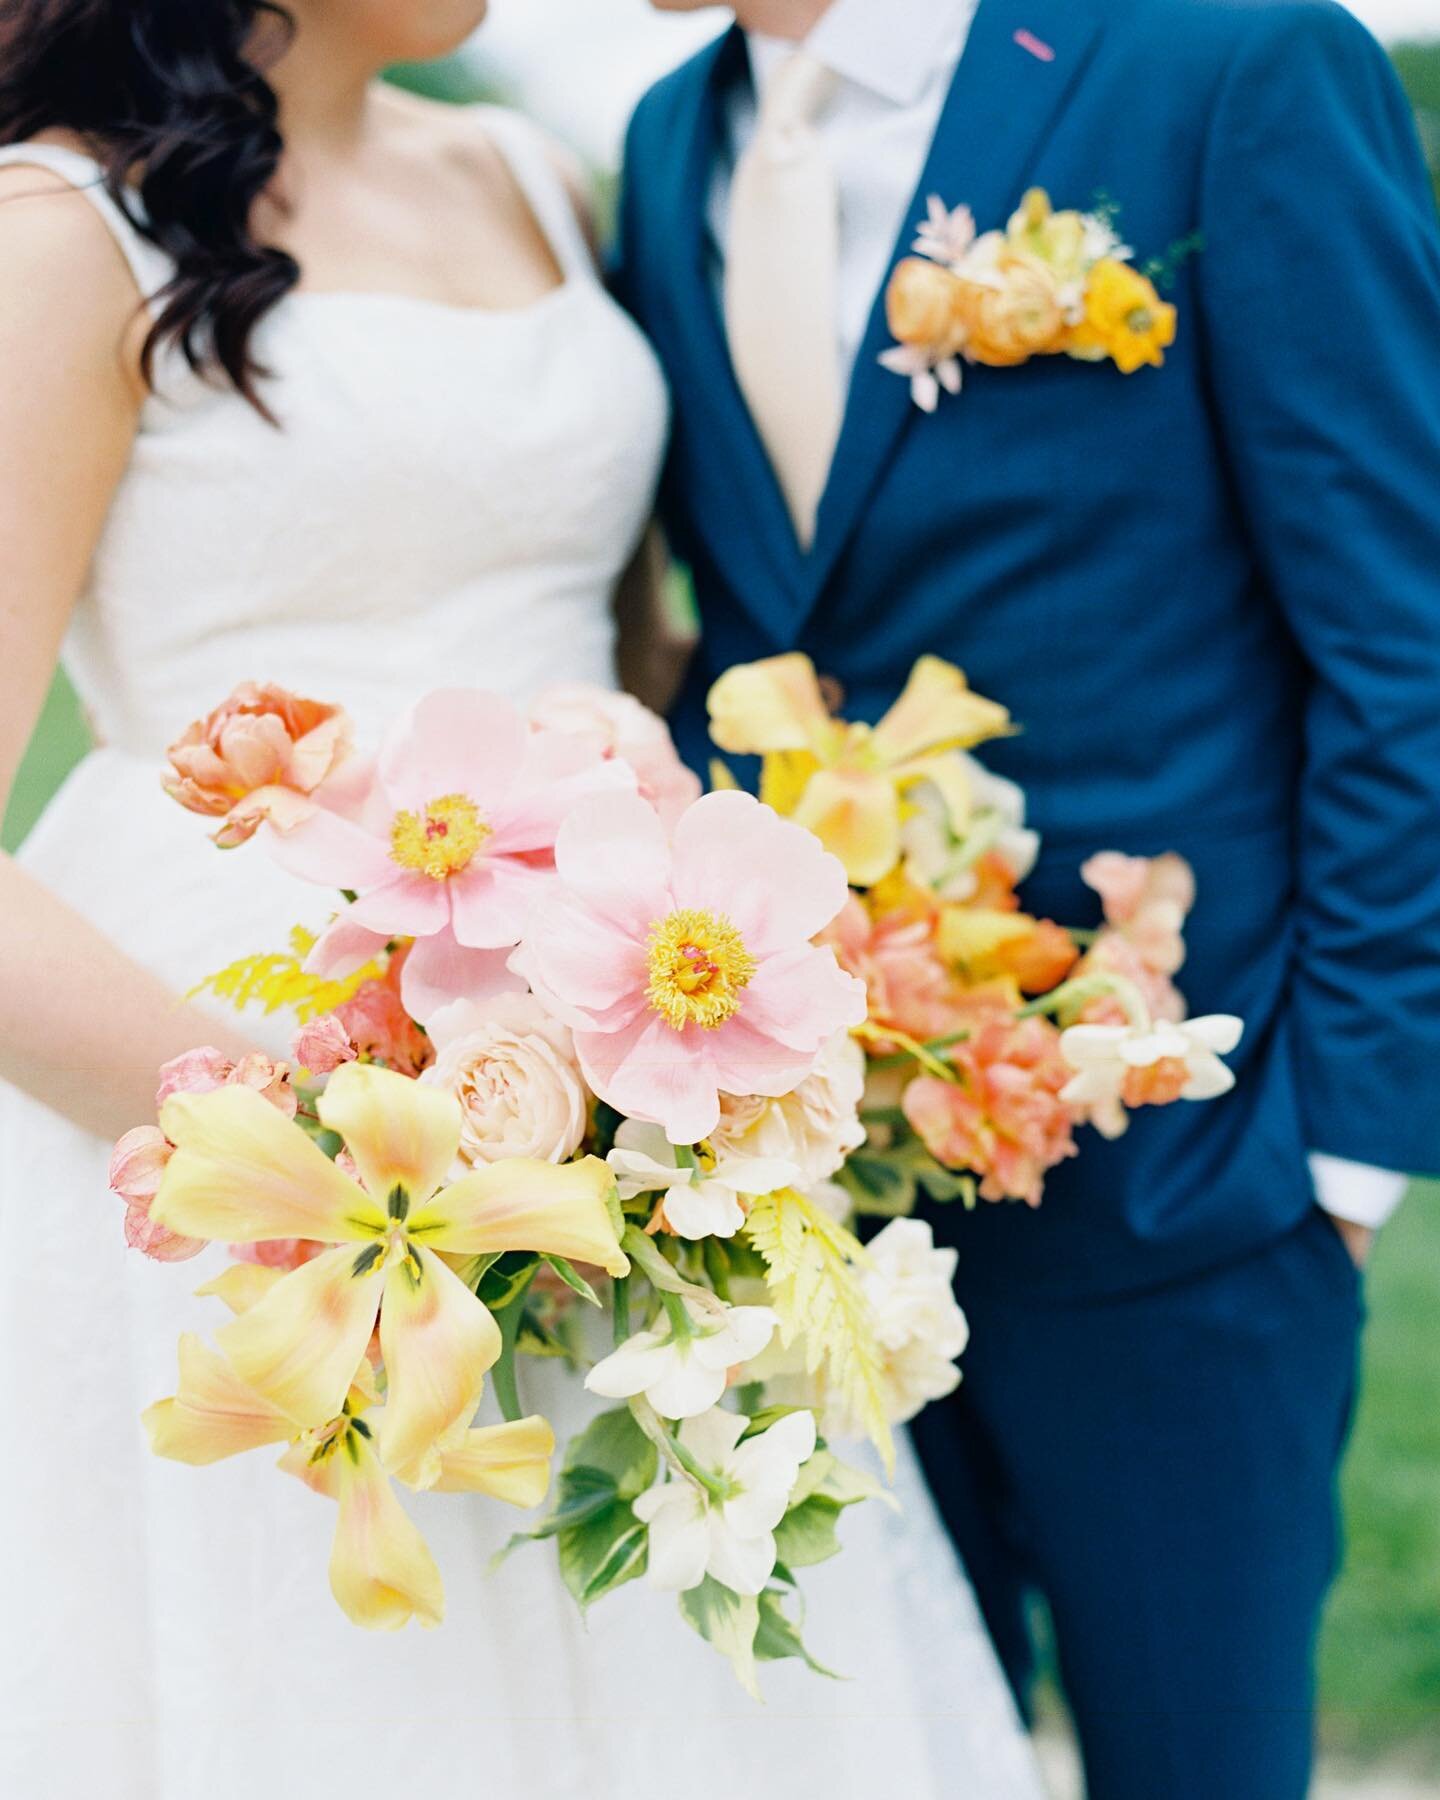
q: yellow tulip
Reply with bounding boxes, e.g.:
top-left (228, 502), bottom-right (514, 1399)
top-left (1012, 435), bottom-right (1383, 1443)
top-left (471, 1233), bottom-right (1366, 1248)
top-left (145, 1330), bottom-right (555, 1631)
top-left (706, 654), bottom-right (1012, 887)
top-left (151, 1062), bottom-right (626, 1484)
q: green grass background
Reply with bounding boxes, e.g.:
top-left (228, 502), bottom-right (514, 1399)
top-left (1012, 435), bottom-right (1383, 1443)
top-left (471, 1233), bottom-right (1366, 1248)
top-left (4, 36), bottom-right (1437, 1773)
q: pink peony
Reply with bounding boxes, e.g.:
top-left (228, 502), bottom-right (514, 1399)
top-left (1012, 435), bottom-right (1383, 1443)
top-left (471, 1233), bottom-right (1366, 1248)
top-left (272, 690), bottom-right (632, 1019)
top-left (902, 1015), bottom-right (1077, 1207)
top-left (530, 684), bottom-right (702, 828)
top-left (514, 790), bottom-right (867, 1145)
top-left (163, 682), bottom-right (352, 848)
top-left (291, 1013), bottom-right (357, 1077)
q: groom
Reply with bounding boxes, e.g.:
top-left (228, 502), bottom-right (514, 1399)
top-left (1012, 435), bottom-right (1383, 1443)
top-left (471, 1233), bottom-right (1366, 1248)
top-left (618, 0), bottom-right (1440, 1794)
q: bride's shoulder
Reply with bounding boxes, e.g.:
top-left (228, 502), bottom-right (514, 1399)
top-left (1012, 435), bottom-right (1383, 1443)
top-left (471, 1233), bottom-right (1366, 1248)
top-left (0, 137), bottom-right (145, 323)
top-left (373, 87), bottom-right (597, 251)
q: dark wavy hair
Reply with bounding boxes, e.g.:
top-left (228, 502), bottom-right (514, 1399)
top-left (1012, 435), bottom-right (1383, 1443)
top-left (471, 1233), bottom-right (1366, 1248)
top-left (0, 0), bottom-right (300, 411)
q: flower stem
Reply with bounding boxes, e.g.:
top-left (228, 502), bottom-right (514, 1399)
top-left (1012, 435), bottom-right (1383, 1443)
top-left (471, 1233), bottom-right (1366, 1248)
top-left (855, 1019), bottom-right (958, 1082)
top-left (490, 1297), bottom-right (527, 1423)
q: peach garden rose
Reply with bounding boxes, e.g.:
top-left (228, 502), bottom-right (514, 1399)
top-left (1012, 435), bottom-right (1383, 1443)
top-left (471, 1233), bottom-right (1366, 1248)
top-left (163, 681), bottom-right (352, 848)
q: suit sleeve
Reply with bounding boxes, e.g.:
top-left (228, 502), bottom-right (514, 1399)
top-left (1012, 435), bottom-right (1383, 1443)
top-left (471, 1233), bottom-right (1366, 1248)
top-left (1197, 2), bottom-right (1440, 1175)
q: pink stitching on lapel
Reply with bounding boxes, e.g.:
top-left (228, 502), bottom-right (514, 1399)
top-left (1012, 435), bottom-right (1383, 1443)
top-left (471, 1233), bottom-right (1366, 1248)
top-left (1014, 29), bottom-right (1056, 61)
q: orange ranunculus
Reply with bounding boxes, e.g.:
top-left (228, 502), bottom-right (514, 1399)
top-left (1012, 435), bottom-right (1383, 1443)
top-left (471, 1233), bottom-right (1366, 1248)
top-left (954, 250), bottom-right (1069, 368)
top-left (1066, 259), bottom-right (1177, 374)
top-left (886, 257), bottom-right (968, 358)
top-left (163, 681), bottom-right (353, 848)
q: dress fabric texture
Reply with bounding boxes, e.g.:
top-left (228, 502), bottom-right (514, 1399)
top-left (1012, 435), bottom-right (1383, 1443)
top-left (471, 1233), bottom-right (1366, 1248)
top-left (0, 125), bottom-right (1043, 1800)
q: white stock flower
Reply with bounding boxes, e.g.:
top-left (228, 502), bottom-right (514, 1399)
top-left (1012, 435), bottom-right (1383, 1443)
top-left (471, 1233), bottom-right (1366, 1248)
top-left (633, 1408), bottom-right (818, 1596)
top-left (824, 1219), bottom-right (969, 1436)
top-left (420, 993), bottom-right (589, 1170)
top-left (1059, 1014), bottom-right (1245, 1127)
top-left (585, 1297), bottom-right (779, 1419)
top-left (709, 1031), bottom-right (867, 1189)
top-left (607, 1119), bottom-right (797, 1241)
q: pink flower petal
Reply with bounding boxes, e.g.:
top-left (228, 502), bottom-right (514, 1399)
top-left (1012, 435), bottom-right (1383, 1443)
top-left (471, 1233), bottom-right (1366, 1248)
top-left (738, 946), bottom-right (868, 1052)
top-left (379, 690), bottom-right (526, 815)
top-left (345, 868), bottom-right (453, 939)
top-left (669, 792), bottom-right (851, 954)
top-left (304, 915), bottom-right (392, 981)
top-left (575, 1012), bottom-right (724, 1145)
top-left (447, 858), bottom-right (556, 950)
top-left (552, 789), bottom-right (673, 937)
top-left (400, 930), bottom-right (525, 1025)
top-left (513, 893), bottom-right (651, 1025)
top-left (263, 804), bottom-right (397, 892)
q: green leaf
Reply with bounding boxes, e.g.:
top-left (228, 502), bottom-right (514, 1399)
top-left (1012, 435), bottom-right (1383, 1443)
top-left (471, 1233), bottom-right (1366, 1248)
top-left (678, 1577), bottom-right (762, 1699)
top-left (516, 1309), bottom-right (571, 1359)
top-left (773, 1496), bottom-right (844, 1569)
top-left (788, 1448), bottom-right (884, 1511)
top-left (476, 1251), bottom-right (540, 1311)
top-left (522, 1465), bottom-right (618, 1541)
top-left (754, 1587), bottom-right (841, 1680)
top-left (564, 1405), bottom-right (658, 1501)
top-left (557, 1500), bottom-right (648, 1611)
top-left (837, 1152), bottom-right (918, 1219)
top-left (737, 1403), bottom-right (808, 1441)
top-left (541, 1254), bottom-right (601, 1308)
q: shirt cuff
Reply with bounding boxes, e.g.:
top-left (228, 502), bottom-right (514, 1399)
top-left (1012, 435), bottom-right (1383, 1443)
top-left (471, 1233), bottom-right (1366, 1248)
top-left (1308, 1153), bottom-right (1408, 1230)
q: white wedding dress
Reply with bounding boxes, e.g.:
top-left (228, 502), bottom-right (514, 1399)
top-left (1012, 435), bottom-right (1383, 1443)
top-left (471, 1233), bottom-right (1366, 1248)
top-left (0, 121), bottom-right (1045, 1800)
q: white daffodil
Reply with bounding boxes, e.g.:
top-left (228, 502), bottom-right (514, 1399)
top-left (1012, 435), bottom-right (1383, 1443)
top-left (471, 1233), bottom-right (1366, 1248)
top-left (900, 754), bottom-right (1040, 899)
top-left (606, 1119), bottom-right (797, 1242)
top-left (1059, 1014), bottom-right (1244, 1134)
top-left (633, 1407), bottom-right (818, 1596)
top-left (584, 1295), bottom-right (779, 1420)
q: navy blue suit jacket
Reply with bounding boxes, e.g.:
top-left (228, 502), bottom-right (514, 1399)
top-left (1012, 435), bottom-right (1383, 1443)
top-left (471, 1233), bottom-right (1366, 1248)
top-left (617, 0), bottom-right (1440, 1298)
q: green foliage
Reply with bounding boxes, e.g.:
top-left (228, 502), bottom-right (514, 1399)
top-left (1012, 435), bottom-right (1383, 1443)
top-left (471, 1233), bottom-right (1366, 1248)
top-left (1318, 1187), bottom-right (1440, 1769)
top-left (494, 1405), bottom-right (658, 1612)
top-left (1391, 40), bottom-right (1440, 206)
top-left (679, 1579), bottom-right (762, 1699)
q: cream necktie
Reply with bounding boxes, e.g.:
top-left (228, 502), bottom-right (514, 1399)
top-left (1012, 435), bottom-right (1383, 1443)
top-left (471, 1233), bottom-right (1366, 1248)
top-left (725, 51), bottom-right (842, 548)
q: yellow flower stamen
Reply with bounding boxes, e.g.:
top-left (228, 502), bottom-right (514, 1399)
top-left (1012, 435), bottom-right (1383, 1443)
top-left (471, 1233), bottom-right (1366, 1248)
top-left (390, 793), bottom-right (489, 880)
top-left (645, 908), bottom-right (756, 1031)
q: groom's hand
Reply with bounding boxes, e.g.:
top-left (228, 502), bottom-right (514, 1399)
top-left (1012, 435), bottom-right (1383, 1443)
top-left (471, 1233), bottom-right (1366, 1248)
top-left (1329, 1217), bottom-right (1374, 1270)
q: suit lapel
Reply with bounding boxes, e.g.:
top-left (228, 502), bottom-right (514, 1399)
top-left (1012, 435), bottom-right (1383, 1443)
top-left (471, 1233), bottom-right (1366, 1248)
top-left (802, 0), bottom-right (1106, 612)
top-left (663, 26), bottom-right (809, 631)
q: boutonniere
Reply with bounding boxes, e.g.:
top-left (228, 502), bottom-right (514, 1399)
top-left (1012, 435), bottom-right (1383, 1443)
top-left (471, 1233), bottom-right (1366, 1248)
top-left (880, 189), bottom-right (1180, 412)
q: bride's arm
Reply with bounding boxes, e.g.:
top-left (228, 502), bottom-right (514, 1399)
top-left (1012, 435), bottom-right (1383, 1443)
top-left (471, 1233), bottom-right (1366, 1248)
top-left (0, 175), bottom-right (255, 1142)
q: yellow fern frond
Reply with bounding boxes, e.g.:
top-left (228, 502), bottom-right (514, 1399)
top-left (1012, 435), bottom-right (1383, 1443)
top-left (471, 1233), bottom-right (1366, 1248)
top-left (186, 925), bottom-right (383, 1024)
top-left (744, 1188), bottom-right (893, 1472)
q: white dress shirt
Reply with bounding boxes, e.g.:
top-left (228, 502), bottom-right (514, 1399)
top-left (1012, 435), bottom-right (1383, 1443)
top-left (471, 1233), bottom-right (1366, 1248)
top-left (709, 0), bottom-right (1406, 1232)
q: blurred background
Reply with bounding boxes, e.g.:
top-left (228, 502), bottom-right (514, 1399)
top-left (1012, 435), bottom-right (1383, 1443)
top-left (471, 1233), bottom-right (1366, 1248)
top-left (4, 0), bottom-right (1437, 1789)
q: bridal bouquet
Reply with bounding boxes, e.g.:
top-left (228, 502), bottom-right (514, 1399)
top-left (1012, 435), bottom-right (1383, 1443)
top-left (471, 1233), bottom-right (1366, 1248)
top-left (111, 662), bottom-right (1241, 1691)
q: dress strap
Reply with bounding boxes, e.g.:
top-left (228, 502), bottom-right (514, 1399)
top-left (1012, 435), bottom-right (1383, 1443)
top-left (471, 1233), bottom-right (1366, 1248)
top-left (471, 107), bottom-right (598, 283)
top-left (0, 143), bottom-right (173, 314)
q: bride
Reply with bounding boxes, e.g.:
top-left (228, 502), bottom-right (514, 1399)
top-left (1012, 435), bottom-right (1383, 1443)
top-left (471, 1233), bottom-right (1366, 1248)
top-left (0, 3), bottom-right (1045, 1796)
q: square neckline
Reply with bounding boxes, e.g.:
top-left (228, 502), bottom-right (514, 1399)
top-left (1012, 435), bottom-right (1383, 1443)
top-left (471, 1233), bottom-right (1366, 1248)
top-left (288, 107), bottom-right (586, 320)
